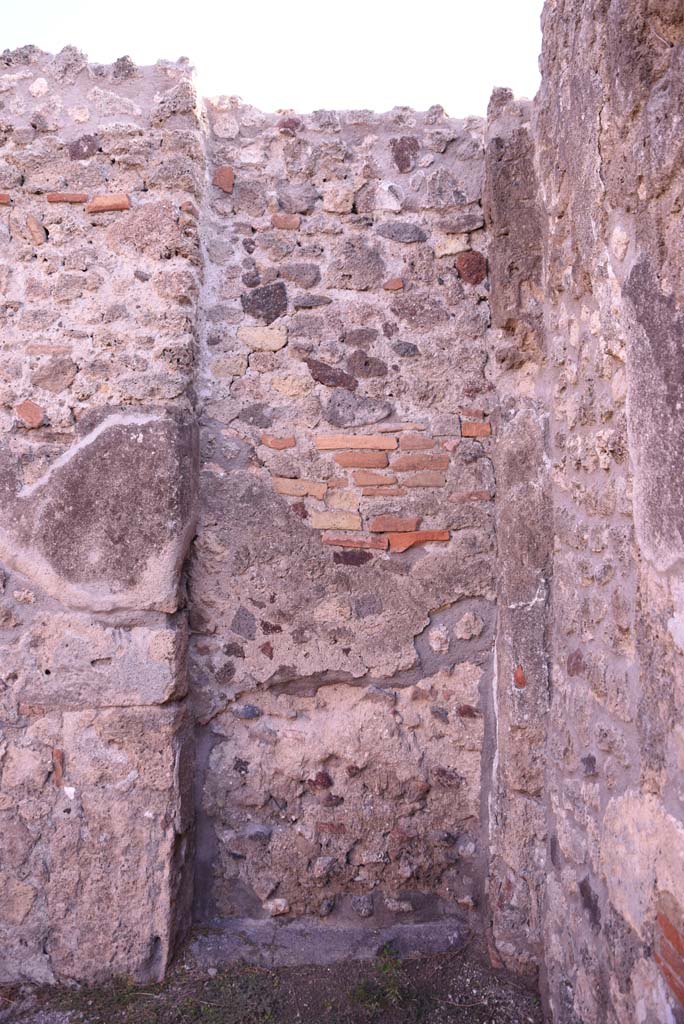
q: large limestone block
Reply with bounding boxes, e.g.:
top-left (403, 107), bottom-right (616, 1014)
top-left (0, 411), bottom-right (198, 613)
top-left (3, 611), bottom-right (188, 710)
top-left (0, 705), bottom-right (193, 984)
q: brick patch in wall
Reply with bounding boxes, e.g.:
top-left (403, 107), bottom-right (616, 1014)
top-left (315, 434), bottom-right (397, 451)
top-left (85, 193), bottom-right (130, 213)
top-left (321, 533), bottom-right (388, 550)
top-left (47, 192), bottom-right (89, 203)
top-left (461, 420), bottom-right (492, 438)
top-left (0, 193), bottom-right (10, 205)
top-left (387, 530), bottom-right (450, 552)
top-left (273, 477), bottom-right (326, 499)
top-left (261, 434), bottom-right (296, 450)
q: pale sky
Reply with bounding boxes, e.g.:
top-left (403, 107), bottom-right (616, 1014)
top-left (3, 0), bottom-right (543, 117)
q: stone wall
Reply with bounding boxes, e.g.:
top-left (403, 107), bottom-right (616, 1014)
top-left (1, 6), bottom-right (684, 1018)
top-left (0, 47), bottom-right (201, 983)
top-left (535, 2), bottom-right (684, 1021)
top-left (190, 98), bottom-right (497, 937)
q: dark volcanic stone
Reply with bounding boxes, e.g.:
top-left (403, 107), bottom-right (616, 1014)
top-left (280, 263), bottom-right (321, 289)
top-left (293, 294), bottom-right (332, 309)
top-left (231, 606), bottom-right (257, 640)
top-left (333, 550), bottom-right (373, 566)
top-left (238, 403), bottom-right (272, 428)
top-left (351, 894), bottom-right (374, 917)
top-left (68, 134), bottom-right (100, 160)
top-left (232, 704), bottom-right (262, 720)
top-left (377, 221), bottom-right (428, 243)
top-left (241, 282), bottom-right (288, 324)
top-left (346, 350), bottom-right (388, 378)
top-left (393, 341), bottom-right (420, 357)
top-left (306, 358), bottom-right (357, 391)
top-left (341, 328), bottom-right (379, 347)
top-left (390, 135), bottom-right (420, 173)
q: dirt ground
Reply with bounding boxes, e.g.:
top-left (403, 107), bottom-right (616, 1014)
top-left (1, 943), bottom-right (543, 1024)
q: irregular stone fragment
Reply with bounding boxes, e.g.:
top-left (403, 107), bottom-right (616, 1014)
top-left (237, 324), bottom-right (288, 351)
top-left (277, 182), bottom-right (320, 214)
top-left (390, 135), bottom-right (420, 173)
top-left (241, 282), bottom-right (288, 324)
top-left (327, 237), bottom-right (385, 291)
top-left (68, 133), bottom-right (99, 159)
top-left (26, 215), bottom-right (47, 244)
top-left (31, 357), bottom-right (77, 393)
top-left (280, 263), bottom-right (321, 288)
top-left (271, 212), bottom-right (300, 230)
top-left (212, 166), bottom-right (234, 193)
top-left (14, 399), bottom-right (45, 428)
top-left (293, 293), bottom-right (332, 309)
top-left (305, 358), bottom-right (357, 391)
top-left (341, 328), bottom-right (378, 347)
top-left (310, 511), bottom-right (362, 531)
top-left (346, 350), bottom-right (387, 378)
top-left (376, 221), bottom-right (428, 243)
top-left (390, 292), bottom-right (449, 328)
top-left (324, 390), bottom-right (393, 427)
top-left (456, 250), bottom-right (488, 284)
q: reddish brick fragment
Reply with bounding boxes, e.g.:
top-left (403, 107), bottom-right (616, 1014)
top-left (461, 420), bottom-right (492, 438)
top-left (369, 515), bottom-right (421, 533)
top-left (262, 433), bottom-right (296, 450)
top-left (316, 434), bottom-right (397, 451)
top-left (392, 452), bottom-right (449, 472)
top-left (15, 399), bottom-right (45, 429)
top-left (361, 486), bottom-right (406, 497)
top-left (47, 192), bottom-right (88, 203)
top-left (402, 471), bottom-right (446, 488)
top-left (85, 194), bottom-right (130, 213)
top-left (658, 912), bottom-right (684, 959)
top-left (322, 533), bottom-right (387, 550)
top-left (334, 450), bottom-right (388, 469)
top-left (383, 276), bottom-right (404, 291)
top-left (213, 166), bottom-right (235, 193)
top-left (352, 471), bottom-right (397, 486)
top-left (514, 665), bottom-right (526, 689)
top-left (655, 954), bottom-right (684, 1006)
top-left (456, 250), bottom-right (488, 285)
top-left (52, 748), bottom-right (65, 787)
top-left (0, 193), bottom-right (10, 205)
top-left (399, 434), bottom-right (435, 451)
top-left (387, 530), bottom-right (450, 552)
top-left (26, 216), bottom-right (47, 245)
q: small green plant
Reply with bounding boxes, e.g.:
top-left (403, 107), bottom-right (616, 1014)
top-left (376, 944), bottom-right (404, 1007)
